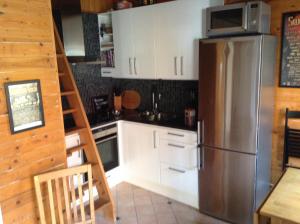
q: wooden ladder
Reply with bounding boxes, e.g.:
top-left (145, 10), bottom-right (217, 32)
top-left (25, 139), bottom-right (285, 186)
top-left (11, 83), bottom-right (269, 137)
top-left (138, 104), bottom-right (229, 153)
top-left (53, 23), bottom-right (115, 221)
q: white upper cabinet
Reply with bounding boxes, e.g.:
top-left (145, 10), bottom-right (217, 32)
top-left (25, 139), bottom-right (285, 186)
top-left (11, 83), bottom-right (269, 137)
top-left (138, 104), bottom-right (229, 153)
top-left (112, 9), bottom-right (134, 78)
top-left (155, 0), bottom-right (222, 80)
top-left (112, 7), bottom-right (156, 79)
top-left (131, 6), bottom-right (156, 79)
top-left (154, 2), bottom-right (182, 79)
top-left (112, 0), bottom-right (223, 80)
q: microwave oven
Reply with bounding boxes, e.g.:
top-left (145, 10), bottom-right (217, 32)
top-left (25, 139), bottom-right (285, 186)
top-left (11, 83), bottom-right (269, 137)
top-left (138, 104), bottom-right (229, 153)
top-left (206, 1), bottom-right (271, 37)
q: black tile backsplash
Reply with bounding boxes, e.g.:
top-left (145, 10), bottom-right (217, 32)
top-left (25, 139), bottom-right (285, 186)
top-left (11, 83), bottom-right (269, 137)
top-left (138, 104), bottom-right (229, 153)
top-left (71, 64), bottom-right (198, 117)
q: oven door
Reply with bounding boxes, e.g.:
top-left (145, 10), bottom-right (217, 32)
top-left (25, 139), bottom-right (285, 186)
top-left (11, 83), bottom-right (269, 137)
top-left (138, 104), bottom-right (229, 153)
top-left (95, 134), bottom-right (119, 172)
top-left (206, 3), bottom-right (248, 36)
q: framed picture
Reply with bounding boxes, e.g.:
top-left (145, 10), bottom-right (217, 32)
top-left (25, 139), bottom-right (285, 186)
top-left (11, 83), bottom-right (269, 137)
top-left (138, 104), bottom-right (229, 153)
top-left (4, 80), bottom-right (45, 134)
top-left (279, 11), bottom-right (300, 87)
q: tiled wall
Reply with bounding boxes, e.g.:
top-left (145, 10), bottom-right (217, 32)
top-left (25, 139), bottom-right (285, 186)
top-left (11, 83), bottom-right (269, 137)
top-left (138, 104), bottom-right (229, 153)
top-left (71, 64), bottom-right (198, 117)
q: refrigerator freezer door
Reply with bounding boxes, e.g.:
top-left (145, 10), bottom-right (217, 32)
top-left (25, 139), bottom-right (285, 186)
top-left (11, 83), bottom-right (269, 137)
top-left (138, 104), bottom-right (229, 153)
top-left (199, 146), bottom-right (256, 224)
top-left (199, 36), bottom-right (261, 154)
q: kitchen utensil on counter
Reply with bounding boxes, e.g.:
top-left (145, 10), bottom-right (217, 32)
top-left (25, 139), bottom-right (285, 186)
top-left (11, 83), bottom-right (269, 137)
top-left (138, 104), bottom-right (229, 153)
top-left (184, 108), bottom-right (196, 127)
top-left (122, 90), bottom-right (141, 110)
top-left (114, 95), bottom-right (122, 111)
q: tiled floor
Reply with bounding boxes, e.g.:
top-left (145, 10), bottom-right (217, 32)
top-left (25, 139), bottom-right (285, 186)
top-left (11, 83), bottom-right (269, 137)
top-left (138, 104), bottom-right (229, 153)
top-left (96, 182), bottom-right (229, 224)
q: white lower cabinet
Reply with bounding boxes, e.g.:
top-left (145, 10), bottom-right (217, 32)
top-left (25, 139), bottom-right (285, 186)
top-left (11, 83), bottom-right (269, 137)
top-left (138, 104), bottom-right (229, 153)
top-left (160, 163), bottom-right (198, 205)
top-left (119, 121), bottom-right (199, 208)
top-left (158, 139), bottom-right (197, 170)
top-left (120, 121), bottom-right (160, 185)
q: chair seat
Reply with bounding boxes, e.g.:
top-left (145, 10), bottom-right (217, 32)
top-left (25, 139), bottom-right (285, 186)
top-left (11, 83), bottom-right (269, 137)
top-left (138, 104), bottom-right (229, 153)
top-left (287, 157), bottom-right (300, 169)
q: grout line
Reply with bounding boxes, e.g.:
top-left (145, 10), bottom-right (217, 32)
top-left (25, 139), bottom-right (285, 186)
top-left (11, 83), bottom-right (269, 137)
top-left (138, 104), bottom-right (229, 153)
top-left (131, 184), bottom-right (140, 224)
top-left (149, 191), bottom-right (160, 224)
top-left (170, 202), bottom-right (180, 224)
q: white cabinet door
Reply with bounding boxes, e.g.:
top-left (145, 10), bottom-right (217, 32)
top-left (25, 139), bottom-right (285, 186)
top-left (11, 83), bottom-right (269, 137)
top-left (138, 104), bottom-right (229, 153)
top-left (112, 10), bottom-right (135, 78)
top-left (154, 1), bottom-right (182, 80)
top-left (155, 0), bottom-right (223, 80)
top-left (180, 0), bottom-right (223, 80)
top-left (131, 6), bottom-right (156, 79)
top-left (121, 122), bottom-right (160, 184)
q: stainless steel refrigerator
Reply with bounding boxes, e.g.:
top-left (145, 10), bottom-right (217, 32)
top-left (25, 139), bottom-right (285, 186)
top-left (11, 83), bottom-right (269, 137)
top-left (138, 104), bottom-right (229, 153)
top-left (197, 35), bottom-right (277, 224)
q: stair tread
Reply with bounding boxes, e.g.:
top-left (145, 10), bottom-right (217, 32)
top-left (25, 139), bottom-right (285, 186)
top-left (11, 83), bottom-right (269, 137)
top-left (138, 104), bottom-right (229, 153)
top-left (63, 108), bottom-right (77, 115)
top-left (65, 127), bottom-right (86, 136)
top-left (67, 144), bottom-right (87, 156)
top-left (61, 90), bottom-right (76, 96)
top-left (74, 180), bottom-right (98, 199)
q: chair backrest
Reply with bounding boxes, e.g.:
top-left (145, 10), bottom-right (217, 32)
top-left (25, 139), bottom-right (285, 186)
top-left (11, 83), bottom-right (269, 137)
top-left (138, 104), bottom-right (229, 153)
top-left (283, 108), bottom-right (300, 170)
top-left (34, 164), bottom-right (95, 224)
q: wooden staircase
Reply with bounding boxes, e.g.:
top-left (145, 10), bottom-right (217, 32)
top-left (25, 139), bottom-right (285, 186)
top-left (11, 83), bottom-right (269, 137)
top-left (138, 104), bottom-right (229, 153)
top-left (53, 23), bottom-right (115, 221)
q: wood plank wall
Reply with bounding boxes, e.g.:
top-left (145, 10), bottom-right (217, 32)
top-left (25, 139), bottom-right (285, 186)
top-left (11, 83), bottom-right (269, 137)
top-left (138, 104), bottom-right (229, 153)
top-left (225, 0), bottom-right (300, 183)
top-left (0, 0), bottom-right (67, 223)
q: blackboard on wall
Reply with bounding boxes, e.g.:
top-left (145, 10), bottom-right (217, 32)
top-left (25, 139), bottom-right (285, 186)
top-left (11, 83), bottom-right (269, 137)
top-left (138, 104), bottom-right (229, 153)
top-left (280, 11), bottom-right (300, 87)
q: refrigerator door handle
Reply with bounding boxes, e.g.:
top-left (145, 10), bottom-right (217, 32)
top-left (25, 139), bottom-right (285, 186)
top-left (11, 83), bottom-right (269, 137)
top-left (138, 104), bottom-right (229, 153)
top-left (197, 121), bottom-right (204, 170)
top-left (201, 120), bottom-right (205, 144)
top-left (197, 145), bottom-right (201, 170)
top-left (197, 121), bottom-right (201, 145)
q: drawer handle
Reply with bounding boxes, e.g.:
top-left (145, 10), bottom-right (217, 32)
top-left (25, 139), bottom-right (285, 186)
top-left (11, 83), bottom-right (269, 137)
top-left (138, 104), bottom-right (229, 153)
top-left (168, 143), bottom-right (184, 149)
top-left (168, 167), bottom-right (186, 173)
top-left (167, 132), bottom-right (184, 137)
top-left (102, 71), bottom-right (111, 74)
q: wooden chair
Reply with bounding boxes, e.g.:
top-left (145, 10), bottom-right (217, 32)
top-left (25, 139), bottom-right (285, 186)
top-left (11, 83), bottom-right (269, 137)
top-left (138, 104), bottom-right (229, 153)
top-left (34, 164), bottom-right (95, 224)
top-left (283, 108), bottom-right (300, 170)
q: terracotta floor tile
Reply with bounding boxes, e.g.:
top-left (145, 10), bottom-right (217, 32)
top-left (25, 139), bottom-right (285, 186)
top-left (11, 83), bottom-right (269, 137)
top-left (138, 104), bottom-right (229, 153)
top-left (137, 214), bottom-right (158, 224)
top-left (103, 182), bottom-right (229, 224)
top-left (136, 204), bottom-right (155, 217)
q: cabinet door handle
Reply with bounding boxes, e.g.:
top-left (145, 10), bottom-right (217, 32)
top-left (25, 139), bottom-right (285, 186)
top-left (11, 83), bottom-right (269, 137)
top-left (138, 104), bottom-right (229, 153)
top-left (168, 143), bottom-right (184, 149)
top-left (174, 56), bottom-right (177, 76)
top-left (168, 167), bottom-right (186, 173)
top-left (134, 57), bottom-right (137, 75)
top-left (181, 56), bottom-right (183, 76)
top-left (129, 57), bottom-right (132, 74)
top-left (167, 132), bottom-right (184, 137)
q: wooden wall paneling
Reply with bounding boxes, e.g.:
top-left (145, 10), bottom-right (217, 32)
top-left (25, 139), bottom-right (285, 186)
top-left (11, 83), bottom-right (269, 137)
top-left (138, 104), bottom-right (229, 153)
top-left (265, 0), bottom-right (300, 183)
top-left (224, 0), bottom-right (300, 183)
top-left (0, 0), bottom-right (67, 223)
top-left (80, 0), bottom-right (113, 13)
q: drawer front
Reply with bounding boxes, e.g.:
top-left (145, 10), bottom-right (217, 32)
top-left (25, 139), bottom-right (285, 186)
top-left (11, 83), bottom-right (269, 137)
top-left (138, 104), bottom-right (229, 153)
top-left (158, 129), bottom-right (197, 144)
top-left (160, 163), bottom-right (198, 195)
top-left (159, 140), bottom-right (197, 169)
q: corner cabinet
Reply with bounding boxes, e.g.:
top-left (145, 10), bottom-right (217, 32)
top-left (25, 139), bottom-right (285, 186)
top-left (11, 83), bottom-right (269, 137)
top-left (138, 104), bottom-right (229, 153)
top-left (110, 0), bottom-right (223, 80)
top-left (120, 121), bottom-right (160, 185)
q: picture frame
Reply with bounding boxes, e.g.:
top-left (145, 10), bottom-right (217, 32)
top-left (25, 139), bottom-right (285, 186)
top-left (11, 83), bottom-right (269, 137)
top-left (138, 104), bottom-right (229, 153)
top-left (279, 11), bottom-right (300, 87)
top-left (4, 80), bottom-right (45, 134)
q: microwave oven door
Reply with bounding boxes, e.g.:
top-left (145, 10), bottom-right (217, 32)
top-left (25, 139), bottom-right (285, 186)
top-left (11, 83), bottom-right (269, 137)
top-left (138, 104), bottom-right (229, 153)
top-left (207, 3), bottom-right (248, 36)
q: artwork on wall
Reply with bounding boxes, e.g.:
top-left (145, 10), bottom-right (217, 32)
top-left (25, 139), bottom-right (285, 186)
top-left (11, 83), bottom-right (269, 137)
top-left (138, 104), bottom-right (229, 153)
top-left (280, 11), bottom-right (300, 87)
top-left (4, 80), bottom-right (45, 134)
